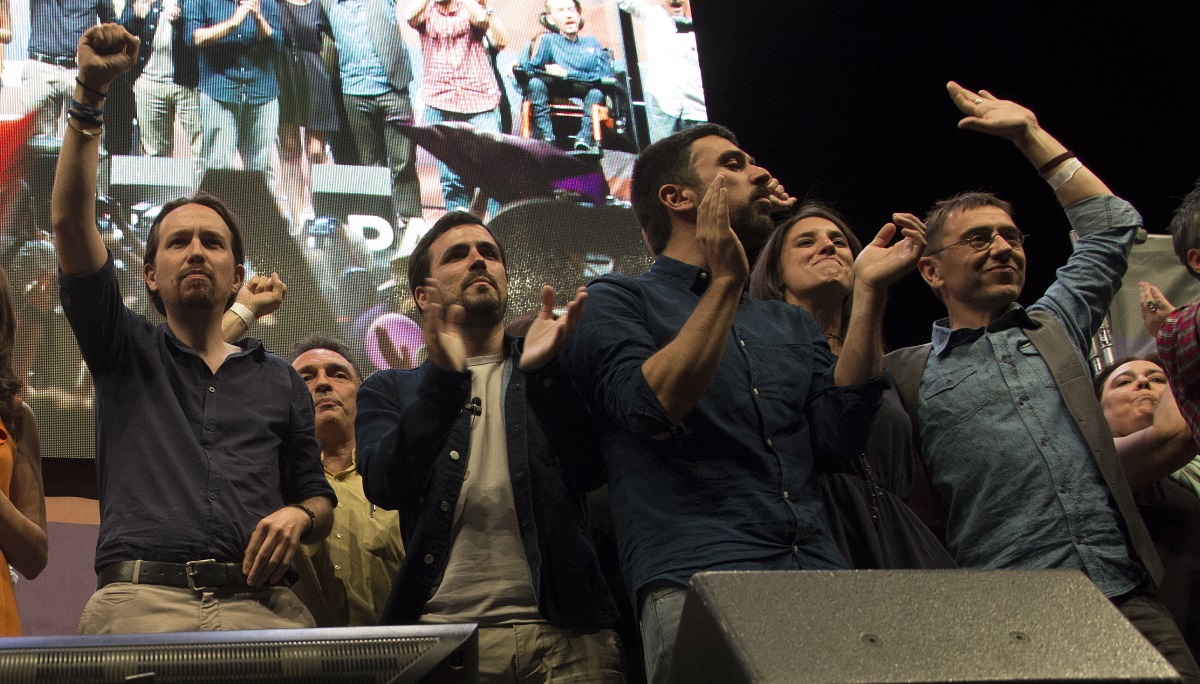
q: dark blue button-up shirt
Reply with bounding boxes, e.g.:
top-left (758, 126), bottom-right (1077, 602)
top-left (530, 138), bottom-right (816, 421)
top-left (28, 0), bottom-right (116, 59)
top-left (183, 0), bottom-right (284, 105)
top-left (918, 195), bottom-right (1145, 597)
top-left (60, 255), bottom-right (334, 572)
top-left (565, 256), bottom-right (887, 598)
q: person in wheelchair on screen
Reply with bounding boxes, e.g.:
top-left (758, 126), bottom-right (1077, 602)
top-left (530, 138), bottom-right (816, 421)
top-left (520, 0), bottom-right (614, 153)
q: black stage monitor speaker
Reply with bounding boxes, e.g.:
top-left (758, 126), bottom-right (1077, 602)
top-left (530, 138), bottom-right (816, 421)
top-left (668, 570), bottom-right (1180, 684)
top-left (312, 163), bottom-right (394, 223)
top-left (109, 155), bottom-right (203, 210)
top-left (0, 624), bottom-right (478, 683)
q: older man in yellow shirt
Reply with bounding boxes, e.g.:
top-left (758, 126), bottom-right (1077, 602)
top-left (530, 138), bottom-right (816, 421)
top-left (291, 335), bottom-right (404, 626)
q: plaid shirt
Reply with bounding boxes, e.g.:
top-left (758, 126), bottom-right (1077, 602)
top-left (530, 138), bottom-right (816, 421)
top-left (1158, 302), bottom-right (1200, 442)
top-left (414, 2), bottom-right (499, 114)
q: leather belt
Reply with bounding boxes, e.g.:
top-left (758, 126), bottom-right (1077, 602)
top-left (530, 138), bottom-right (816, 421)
top-left (97, 560), bottom-right (260, 592)
top-left (28, 51), bottom-right (77, 68)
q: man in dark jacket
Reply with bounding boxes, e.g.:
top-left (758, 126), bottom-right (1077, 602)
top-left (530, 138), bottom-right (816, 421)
top-left (356, 210), bottom-right (623, 683)
top-left (120, 0), bottom-right (202, 157)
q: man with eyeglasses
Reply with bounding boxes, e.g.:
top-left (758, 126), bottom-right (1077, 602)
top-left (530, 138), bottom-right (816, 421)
top-left (885, 82), bottom-right (1199, 680)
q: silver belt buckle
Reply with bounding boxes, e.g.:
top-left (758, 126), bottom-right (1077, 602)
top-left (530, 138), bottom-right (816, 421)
top-left (185, 559), bottom-right (222, 591)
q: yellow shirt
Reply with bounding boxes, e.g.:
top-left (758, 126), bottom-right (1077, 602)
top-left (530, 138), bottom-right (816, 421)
top-left (292, 451), bottom-right (404, 626)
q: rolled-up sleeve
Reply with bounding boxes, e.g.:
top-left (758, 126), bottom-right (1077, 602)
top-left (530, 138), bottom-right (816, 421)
top-left (1035, 194), bottom-right (1142, 357)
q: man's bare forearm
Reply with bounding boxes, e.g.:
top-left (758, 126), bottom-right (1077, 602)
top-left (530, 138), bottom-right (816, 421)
top-left (51, 82), bottom-right (110, 275)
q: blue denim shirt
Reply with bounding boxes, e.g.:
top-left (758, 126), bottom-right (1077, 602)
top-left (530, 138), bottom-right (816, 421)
top-left (183, 0), bottom-right (284, 105)
top-left (918, 194), bottom-right (1145, 597)
top-left (325, 0), bottom-right (391, 96)
top-left (28, 0), bottom-right (116, 59)
top-left (356, 340), bottom-right (618, 629)
top-left (59, 255), bottom-right (334, 572)
top-left (565, 256), bottom-right (888, 599)
top-left (521, 32), bottom-right (614, 83)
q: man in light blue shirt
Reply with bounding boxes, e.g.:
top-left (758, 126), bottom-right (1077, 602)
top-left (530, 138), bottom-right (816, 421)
top-left (886, 82), bottom-right (1199, 680)
top-left (321, 0), bottom-right (422, 225)
top-left (184, 0), bottom-right (283, 180)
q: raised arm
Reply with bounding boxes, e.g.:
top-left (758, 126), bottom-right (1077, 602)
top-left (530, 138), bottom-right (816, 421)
top-left (0, 403), bottom-right (47, 580)
top-left (403, 0), bottom-right (431, 28)
top-left (51, 25), bottom-right (139, 276)
top-left (222, 272), bottom-right (288, 342)
top-left (836, 212), bottom-right (926, 385)
top-left (458, 0), bottom-right (488, 29)
top-left (639, 175), bottom-right (745, 428)
top-left (189, 0), bottom-right (253, 47)
top-left (947, 81), bottom-right (1111, 208)
top-left (0, 0), bottom-right (13, 46)
top-left (357, 279), bottom-right (470, 507)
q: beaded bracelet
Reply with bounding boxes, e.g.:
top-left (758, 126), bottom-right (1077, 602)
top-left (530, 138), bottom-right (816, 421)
top-left (70, 98), bottom-right (105, 118)
top-left (67, 108), bottom-right (104, 128)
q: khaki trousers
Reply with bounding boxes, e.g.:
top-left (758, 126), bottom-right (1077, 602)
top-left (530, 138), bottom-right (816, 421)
top-left (78, 582), bottom-right (316, 634)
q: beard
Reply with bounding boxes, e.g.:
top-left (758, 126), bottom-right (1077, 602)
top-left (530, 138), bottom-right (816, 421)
top-left (730, 203), bottom-right (775, 266)
top-left (446, 268), bottom-right (508, 329)
top-left (173, 271), bottom-right (220, 311)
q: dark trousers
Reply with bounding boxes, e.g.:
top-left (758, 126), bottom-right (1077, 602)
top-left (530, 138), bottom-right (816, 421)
top-left (342, 89), bottom-right (421, 219)
top-left (1116, 587), bottom-right (1200, 682)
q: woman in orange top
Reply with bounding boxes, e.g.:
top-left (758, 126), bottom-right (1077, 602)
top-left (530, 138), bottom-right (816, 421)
top-left (0, 266), bottom-right (48, 635)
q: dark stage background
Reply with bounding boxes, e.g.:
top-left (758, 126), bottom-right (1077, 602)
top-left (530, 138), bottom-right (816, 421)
top-left (690, 1), bottom-right (1200, 349)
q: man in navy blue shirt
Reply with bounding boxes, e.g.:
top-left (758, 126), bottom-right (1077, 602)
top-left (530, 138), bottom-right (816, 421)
top-left (521, 0), bottom-right (613, 152)
top-left (565, 123), bottom-right (922, 684)
top-left (52, 25), bottom-right (335, 634)
top-left (184, 0), bottom-right (283, 182)
top-left (23, 0), bottom-right (115, 135)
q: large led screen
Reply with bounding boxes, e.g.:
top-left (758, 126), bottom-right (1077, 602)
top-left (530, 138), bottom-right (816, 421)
top-left (0, 0), bottom-right (706, 460)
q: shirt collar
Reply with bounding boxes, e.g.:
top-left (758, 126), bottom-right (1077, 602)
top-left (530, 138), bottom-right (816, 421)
top-left (162, 325), bottom-right (263, 359)
top-left (323, 448), bottom-right (357, 479)
top-left (931, 303), bottom-right (1039, 357)
top-left (651, 255), bottom-right (717, 296)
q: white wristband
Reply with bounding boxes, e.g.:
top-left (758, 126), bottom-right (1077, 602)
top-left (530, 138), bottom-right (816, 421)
top-left (1046, 158), bottom-right (1083, 191)
top-left (230, 302), bottom-right (256, 330)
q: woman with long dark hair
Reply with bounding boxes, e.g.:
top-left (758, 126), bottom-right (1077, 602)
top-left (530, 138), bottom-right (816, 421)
top-left (0, 265), bottom-right (48, 635)
top-left (749, 202), bottom-right (953, 570)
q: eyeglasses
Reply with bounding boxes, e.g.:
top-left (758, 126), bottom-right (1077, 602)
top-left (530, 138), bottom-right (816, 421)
top-left (926, 228), bottom-right (1027, 256)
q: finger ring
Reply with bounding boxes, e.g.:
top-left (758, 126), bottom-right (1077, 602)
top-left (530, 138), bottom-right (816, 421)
top-left (974, 98), bottom-right (983, 105)
top-left (1147, 301), bottom-right (1159, 313)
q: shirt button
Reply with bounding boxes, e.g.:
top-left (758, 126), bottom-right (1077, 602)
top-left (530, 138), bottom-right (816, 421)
top-left (335, 533), bottom-right (343, 539)
top-left (1040, 436), bottom-right (1049, 446)
top-left (1073, 536), bottom-right (1084, 545)
top-left (423, 554), bottom-right (434, 565)
top-left (334, 564), bottom-right (341, 571)
top-left (208, 492), bottom-right (217, 500)
top-left (449, 450), bottom-right (460, 460)
top-left (739, 339), bottom-right (746, 347)
top-left (337, 503), bottom-right (344, 508)
top-left (752, 388), bottom-right (759, 396)
top-left (440, 501), bottom-right (450, 512)
top-left (208, 386), bottom-right (216, 393)
top-left (1001, 355), bottom-right (1011, 363)
top-left (1018, 396), bottom-right (1027, 405)
top-left (792, 545), bottom-right (799, 553)
top-left (1058, 485), bottom-right (1068, 494)
top-left (699, 272), bottom-right (708, 280)
top-left (766, 438), bottom-right (773, 447)
top-left (782, 491), bottom-right (789, 499)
